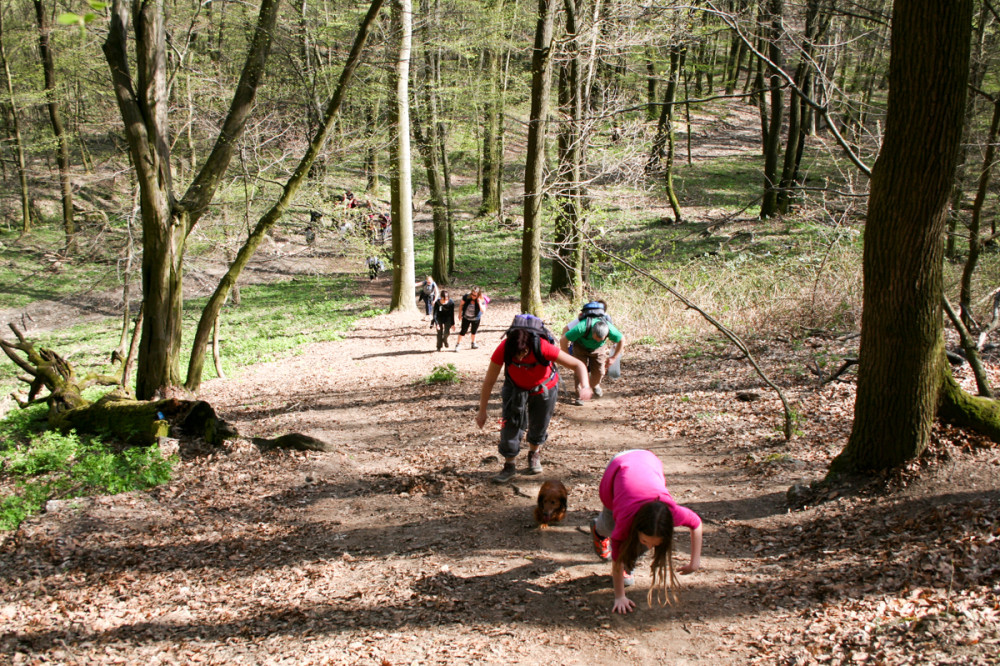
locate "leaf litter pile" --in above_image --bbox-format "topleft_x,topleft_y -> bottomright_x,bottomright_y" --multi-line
2,300 -> 999,665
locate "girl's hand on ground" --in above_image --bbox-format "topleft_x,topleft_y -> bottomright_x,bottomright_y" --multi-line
678,561 -> 700,575
612,596 -> 636,615
475,410 -> 487,429
579,387 -> 594,401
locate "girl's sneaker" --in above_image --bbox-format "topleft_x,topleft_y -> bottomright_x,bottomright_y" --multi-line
623,571 -> 635,587
591,519 -> 611,561
471,342 -> 479,349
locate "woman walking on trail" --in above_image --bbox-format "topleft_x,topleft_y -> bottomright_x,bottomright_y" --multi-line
455,286 -> 488,351
475,314 -> 593,483
590,449 -> 703,615
416,276 -> 439,322
432,290 -> 456,351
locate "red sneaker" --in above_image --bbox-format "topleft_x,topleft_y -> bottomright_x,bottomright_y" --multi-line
591,519 -> 611,561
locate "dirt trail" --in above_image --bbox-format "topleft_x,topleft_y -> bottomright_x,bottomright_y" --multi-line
5,269 -> 999,665
180,287 -> 773,664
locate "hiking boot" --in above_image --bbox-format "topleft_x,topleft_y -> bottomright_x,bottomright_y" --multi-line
623,570 -> 635,587
573,398 -> 585,406
593,385 -> 603,398
471,342 -> 479,349
591,519 -> 611,561
527,450 -> 542,475
493,462 -> 517,484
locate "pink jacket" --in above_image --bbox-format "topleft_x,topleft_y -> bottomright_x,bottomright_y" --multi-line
599,450 -> 702,561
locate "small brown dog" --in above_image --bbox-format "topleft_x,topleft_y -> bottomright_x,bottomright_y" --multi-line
534,480 -> 568,528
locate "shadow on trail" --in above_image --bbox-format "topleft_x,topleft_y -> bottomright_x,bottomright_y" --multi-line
4,564 -> 727,655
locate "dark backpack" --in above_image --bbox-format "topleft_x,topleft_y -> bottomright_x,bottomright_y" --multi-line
503,314 -> 556,376
579,301 -> 611,335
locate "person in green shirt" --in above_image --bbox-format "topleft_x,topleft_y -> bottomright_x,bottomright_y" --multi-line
560,315 -> 624,404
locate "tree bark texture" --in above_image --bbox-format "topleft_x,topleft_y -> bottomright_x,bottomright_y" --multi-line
832,0 -> 973,474
414,0 -> 449,285
521,0 -> 557,315
389,0 -> 416,312
551,0 -> 584,297
759,0 -> 784,219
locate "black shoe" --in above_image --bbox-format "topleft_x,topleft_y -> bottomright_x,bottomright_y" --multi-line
493,462 -> 517,483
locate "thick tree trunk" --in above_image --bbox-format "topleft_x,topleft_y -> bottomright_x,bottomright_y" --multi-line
521,0 -> 557,315
389,0 -> 416,312
831,0 -> 973,475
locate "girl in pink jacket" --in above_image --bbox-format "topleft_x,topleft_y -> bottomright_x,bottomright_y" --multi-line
590,449 -> 703,614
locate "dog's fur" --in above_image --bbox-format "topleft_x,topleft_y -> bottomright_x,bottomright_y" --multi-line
534,480 -> 568,528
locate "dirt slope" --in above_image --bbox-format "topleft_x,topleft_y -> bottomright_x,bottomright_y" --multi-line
2,279 -> 998,666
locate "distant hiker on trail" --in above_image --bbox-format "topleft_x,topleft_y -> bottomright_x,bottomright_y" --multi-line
366,256 -> 385,280
560,300 -> 624,404
590,449 -> 703,615
455,286 -> 489,351
475,314 -> 593,483
416,276 -> 439,322
433,290 -> 456,351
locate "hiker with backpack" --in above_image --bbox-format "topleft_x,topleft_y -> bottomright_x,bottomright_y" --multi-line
455,286 -> 488,350
432,290 -> 456,350
475,314 -> 594,483
560,301 -> 625,405
416,276 -> 439,322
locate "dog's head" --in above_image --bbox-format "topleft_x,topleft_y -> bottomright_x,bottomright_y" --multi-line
535,480 -> 568,525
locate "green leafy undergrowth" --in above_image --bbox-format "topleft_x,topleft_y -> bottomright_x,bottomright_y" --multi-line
0,405 -> 175,530
423,363 -> 460,384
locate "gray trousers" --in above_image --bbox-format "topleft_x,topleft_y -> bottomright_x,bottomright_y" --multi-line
498,378 -> 559,459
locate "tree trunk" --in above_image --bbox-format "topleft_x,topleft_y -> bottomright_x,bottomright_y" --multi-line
521,0 -> 557,315
759,0 -> 783,219
958,95 -> 1000,330
389,0 -> 416,312
480,41 -> 504,217
185,0 -> 385,392
414,0 -> 449,286
550,0 -> 584,298
0,10 -> 30,233
103,0 -> 280,400
831,0 -> 973,475
33,0 -> 75,248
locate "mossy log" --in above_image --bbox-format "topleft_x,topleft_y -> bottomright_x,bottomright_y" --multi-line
938,372 -> 1000,441
2,323 -> 236,445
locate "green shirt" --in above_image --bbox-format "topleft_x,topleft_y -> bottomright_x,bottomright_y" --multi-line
564,318 -> 623,351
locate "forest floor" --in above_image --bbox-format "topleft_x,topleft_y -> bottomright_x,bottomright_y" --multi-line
2,252 -> 1000,665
